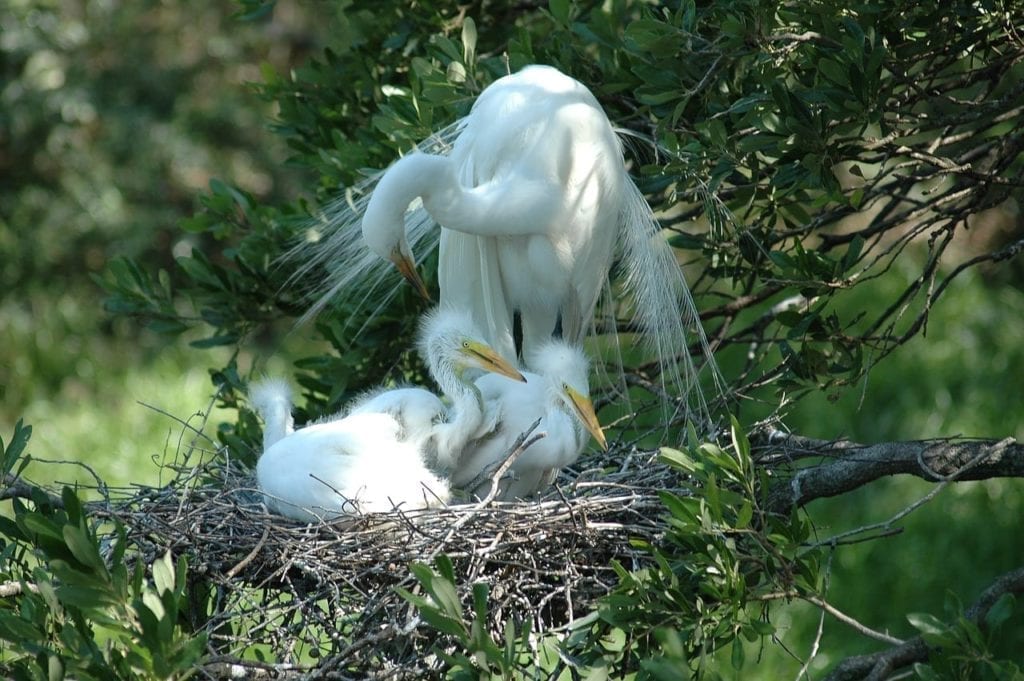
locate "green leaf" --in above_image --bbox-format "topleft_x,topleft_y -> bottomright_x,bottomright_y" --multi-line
729,415 -> 751,474
659,491 -> 699,527
208,178 -> 250,211
912,663 -> 942,681
730,637 -> 745,669
704,473 -> 722,522
62,525 -> 106,574
659,447 -> 700,474
189,334 -> 239,349
446,61 -> 466,84
420,607 -> 468,639
152,551 -> 175,596
394,586 -> 432,611
735,501 -> 754,529
429,574 -> 462,620
21,514 -> 65,545
2,420 -> 32,477
434,554 -> 456,584
907,612 -> 947,637
841,234 -> 865,272
47,653 -> 64,681
55,585 -> 119,610
472,582 -> 489,624
549,0 -> 570,25
0,612 -> 44,642
984,592 -> 1014,630
0,514 -> 26,541
461,17 -> 477,64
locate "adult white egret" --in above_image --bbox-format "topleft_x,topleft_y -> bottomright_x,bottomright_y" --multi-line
286,64 -> 720,426
449,339 -> 606,501
361,64 -> 621,361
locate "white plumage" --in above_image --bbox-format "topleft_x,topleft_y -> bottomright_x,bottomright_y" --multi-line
248,377 -> 294,450
256,411 -> 451,522
288,64 -> 720,426
345,386 -> 446,452
361,65 -> 620,361
449,339 -> 606,500
247,307 -> 524,521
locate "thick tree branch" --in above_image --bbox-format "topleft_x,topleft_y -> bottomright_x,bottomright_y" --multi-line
825,566 -> 1024,681
756,433 -> 1023,514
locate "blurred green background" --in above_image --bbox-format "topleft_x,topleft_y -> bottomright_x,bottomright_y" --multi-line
1,0 -> 321,486
2,1 -> 1022,676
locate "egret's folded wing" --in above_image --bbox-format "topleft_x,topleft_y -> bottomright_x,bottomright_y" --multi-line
439,229 -> 517,363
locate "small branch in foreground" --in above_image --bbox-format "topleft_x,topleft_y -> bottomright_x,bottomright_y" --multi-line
462,418 -> 545,506
756,433 -> 1023,513
756,591 -> 904,648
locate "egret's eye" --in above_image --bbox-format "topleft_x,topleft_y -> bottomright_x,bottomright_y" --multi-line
462,340 -> 471,349
563,383 -> 570,391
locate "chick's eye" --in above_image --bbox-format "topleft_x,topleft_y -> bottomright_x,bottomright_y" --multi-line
563,383 -> 570,391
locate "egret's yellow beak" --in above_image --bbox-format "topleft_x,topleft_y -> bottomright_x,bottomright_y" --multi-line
389,246 -> 432,301
565,385 -> 607,450
461,340 -> 526,383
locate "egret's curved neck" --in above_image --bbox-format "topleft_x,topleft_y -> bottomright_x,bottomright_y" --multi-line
429,357 -> 486,466
428,348 -> 482,411
365,152 -> 562,241
361,154 -> 454,256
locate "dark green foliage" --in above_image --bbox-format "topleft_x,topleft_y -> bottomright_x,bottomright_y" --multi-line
577,422 -> 803,675
0,426 -> 206,679
909,594 -> 1021,681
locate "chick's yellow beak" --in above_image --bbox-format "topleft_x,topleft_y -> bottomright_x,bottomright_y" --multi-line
566,385 -> 607,450
389,246 -> 432,301
462,340 -> 526,383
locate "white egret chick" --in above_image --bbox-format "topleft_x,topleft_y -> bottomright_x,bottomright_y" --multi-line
256,411 -> 451,522
249,379 -> 447,520
250,308 -> 524,522
345,386 -> 446,452
249,377 -> 295,450
414,306 -> 526,467
450,340 -> 606,501
344,306 -> 525,463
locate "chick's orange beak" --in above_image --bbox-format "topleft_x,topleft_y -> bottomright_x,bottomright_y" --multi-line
463,340 -> 526,383
566,386 -> 607,451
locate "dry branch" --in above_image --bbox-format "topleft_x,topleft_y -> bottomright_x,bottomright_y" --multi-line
756,432 -> 1024,513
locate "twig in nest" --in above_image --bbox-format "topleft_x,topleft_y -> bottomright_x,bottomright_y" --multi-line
464,418 -> 545,504
137,400 -> 217,445
226,526 -> 270,579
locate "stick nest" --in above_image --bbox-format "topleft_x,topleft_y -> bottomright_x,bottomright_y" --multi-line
95,435 -> 687,679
